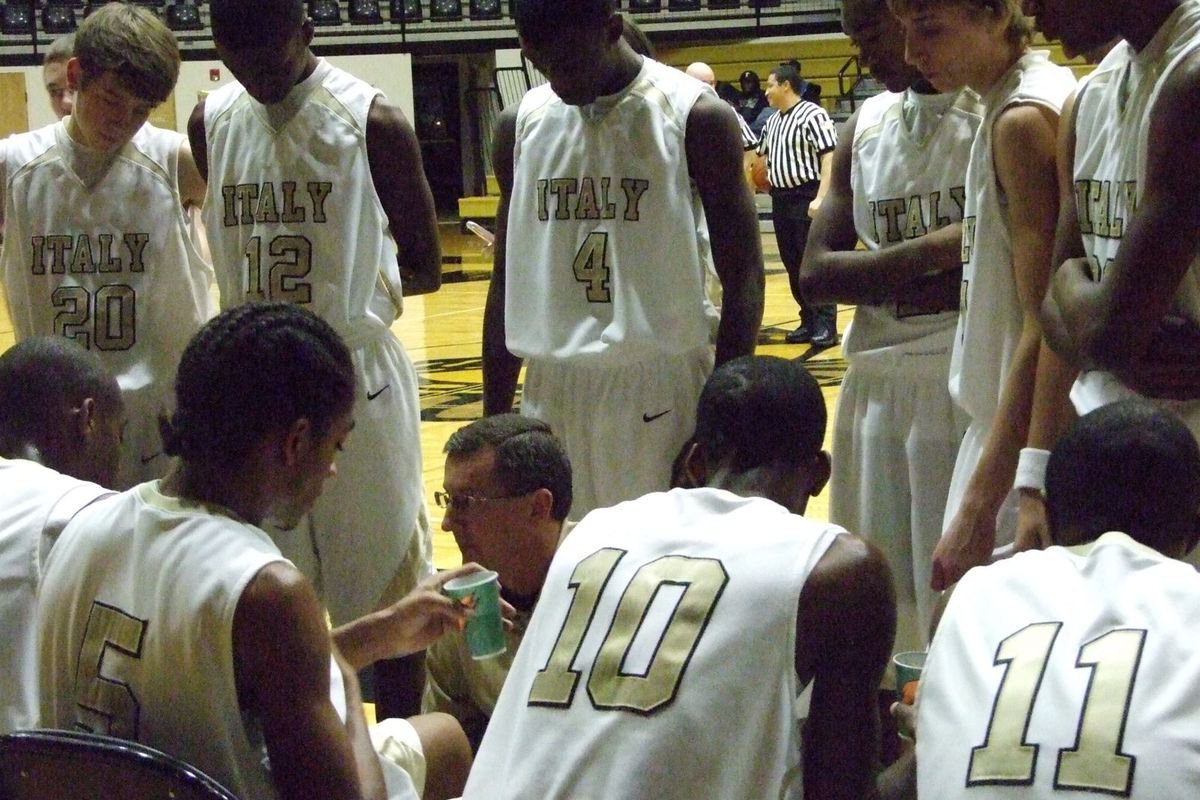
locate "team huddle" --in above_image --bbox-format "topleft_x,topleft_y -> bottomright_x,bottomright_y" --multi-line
3,0 -> 1200,798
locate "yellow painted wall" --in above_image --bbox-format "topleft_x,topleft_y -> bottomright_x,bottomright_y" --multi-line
658,34 -> 1092,112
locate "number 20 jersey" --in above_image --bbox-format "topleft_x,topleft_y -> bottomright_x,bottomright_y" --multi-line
464,488 -> 842,800
916,532 -> 1200,799
1,122 -> 214,487
505,58 -> 712,365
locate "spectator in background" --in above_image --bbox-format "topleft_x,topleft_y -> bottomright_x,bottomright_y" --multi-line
736,69 -> 770,132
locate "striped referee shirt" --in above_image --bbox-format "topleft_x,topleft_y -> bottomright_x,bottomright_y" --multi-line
756,99 -> 837,189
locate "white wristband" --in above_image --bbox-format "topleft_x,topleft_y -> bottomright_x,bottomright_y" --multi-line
1014,447 -> 1050,494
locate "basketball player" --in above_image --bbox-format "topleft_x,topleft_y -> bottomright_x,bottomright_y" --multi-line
424,414 -> 571,750
916,400 -> 1200,798
888,0 -> 1076,588
463,356 -> 895,800
483,0 -> 763,519
37,303 -> 479,800
0,3 -> 212,490
190,0 -> 442,716
43,34 -> 75,120
1036,1 -> 1200,439
0,337 -> 121,734
799,0 -> 981,654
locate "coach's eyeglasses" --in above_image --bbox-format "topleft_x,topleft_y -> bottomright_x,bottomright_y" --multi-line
434,490 -> 530,512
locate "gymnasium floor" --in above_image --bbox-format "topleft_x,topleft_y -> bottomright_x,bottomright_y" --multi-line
0,225 -> 853,570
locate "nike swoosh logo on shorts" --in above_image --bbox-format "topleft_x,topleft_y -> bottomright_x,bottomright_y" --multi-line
642,409 -> 671,423
367,384 -> 391,401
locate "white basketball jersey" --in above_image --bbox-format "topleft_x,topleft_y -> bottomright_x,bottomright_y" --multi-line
844,88 -> 983,355
203,60 -> 427,623
917,532 -> 1200,799
1069,3 -> 1200,420
37,482 -> 287,800
464,488 -> 842,800
948,52 -> 1076,422
505,58 -> 712,364
0,458 -> 112,734
1,123 -> 214,487
203,58 -> 403,342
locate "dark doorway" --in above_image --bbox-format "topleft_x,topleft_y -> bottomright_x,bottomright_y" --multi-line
412,60 -> 463,218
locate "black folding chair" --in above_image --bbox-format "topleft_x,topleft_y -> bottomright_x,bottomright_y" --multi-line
0,729 -> 240,800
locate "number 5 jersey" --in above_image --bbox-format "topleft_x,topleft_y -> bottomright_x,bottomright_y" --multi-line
0,122 -> 215,488
916,531 -> 1200,798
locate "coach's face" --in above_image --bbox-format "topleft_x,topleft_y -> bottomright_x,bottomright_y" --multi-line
440,447 -> 540,590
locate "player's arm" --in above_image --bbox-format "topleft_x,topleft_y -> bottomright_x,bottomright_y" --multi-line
232,563 -> 387,800
685,93 -> 765,365
176,137 -> 207,211
1051,53 -> 1200,394
367,99 -> 442,296
185,98 -> 209,184
807,149 -> 834,218
1018,91 -> 1086,553
1040,89 -> 1086,364
932,103 -> 1061,589
332,564 -> 481,671
482,107 -> 522,415
797,534 -> 896,800
799,110 -> 963,306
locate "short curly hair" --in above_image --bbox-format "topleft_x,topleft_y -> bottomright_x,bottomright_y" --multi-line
161,302 -> 355,469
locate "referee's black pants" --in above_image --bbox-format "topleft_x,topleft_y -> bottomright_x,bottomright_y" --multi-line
771,185 -> 836,333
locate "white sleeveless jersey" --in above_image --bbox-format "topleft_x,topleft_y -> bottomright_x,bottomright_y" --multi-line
1,122 -> 214,487
844,88 -> 983,355
1070,3 -> 1200,418
505,58 -> 712,364
917,532 -> 1200,799
203,59 -> 427,624
37,482 -> 288,799
0,458 -> 112,734
948,52 -> 1076,422
464,488 -> 841,800
203,58 -> 404,340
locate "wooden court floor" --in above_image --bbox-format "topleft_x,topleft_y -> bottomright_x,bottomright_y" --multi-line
0,227 -> 852,570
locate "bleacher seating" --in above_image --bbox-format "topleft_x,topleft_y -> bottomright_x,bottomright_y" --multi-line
0,1 -> 844,55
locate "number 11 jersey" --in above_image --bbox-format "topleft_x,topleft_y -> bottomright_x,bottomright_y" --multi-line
917,532 -> 1200,798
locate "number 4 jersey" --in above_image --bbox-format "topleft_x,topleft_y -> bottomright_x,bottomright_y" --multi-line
505,57 -> 712,365
0,122 -> 214,488
464,487 -> 842,800
916,531 -> 1200,798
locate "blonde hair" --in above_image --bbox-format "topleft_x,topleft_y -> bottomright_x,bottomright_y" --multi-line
886,0 -> 1033,48
75,2 -> 179,103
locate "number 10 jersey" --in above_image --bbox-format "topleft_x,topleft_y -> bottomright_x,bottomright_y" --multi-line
464,488 -> 842,800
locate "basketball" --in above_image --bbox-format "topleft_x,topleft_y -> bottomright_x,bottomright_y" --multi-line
751,155 -> 771,193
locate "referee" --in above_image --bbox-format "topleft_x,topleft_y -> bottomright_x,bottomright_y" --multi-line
757,62 -> 838,346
